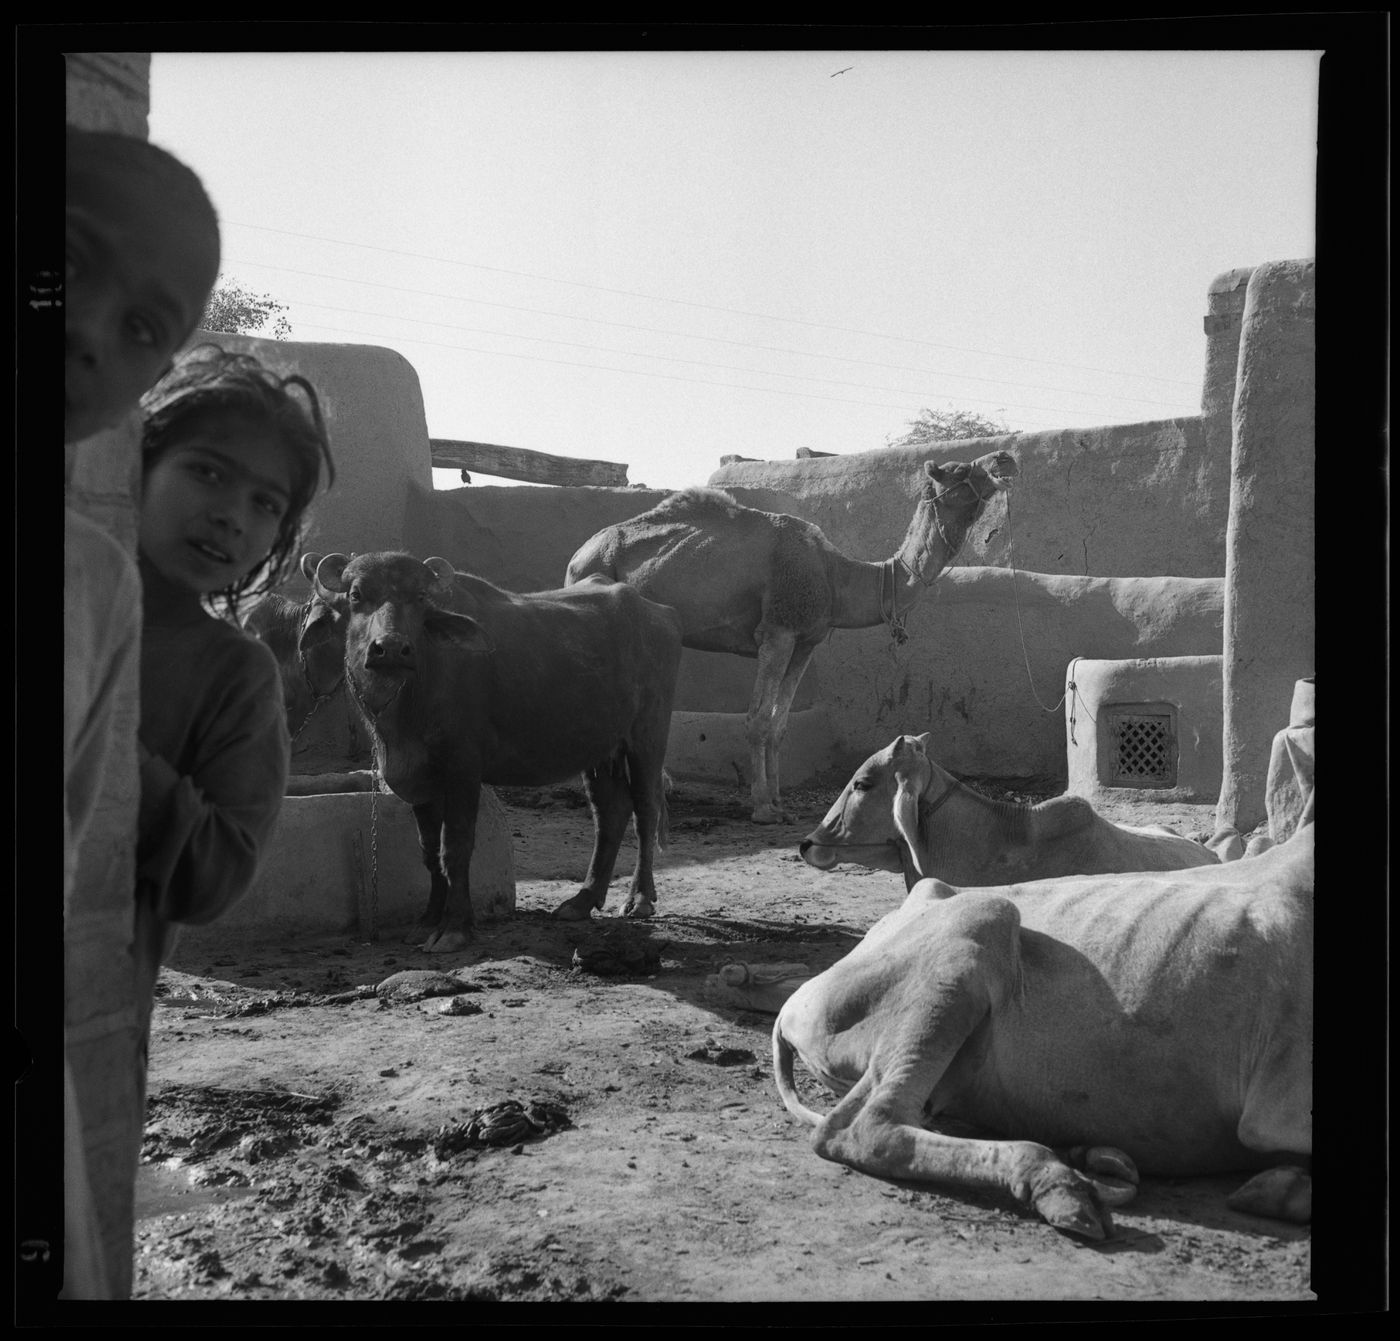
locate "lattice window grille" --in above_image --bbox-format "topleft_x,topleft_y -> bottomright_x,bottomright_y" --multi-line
1109,711 -> 1176,787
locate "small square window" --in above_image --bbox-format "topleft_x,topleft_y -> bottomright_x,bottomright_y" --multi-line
1108,709 -> 1177,787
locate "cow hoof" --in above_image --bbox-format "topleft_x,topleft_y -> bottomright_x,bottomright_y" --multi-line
1036,1181 -> 1112,1241
553,893 -> 598,922
422,929 -> 471,954
751,807 -> 786,825
622,898 -> 655,920
1227,1165 -> 1311,1223
1067,1146 -> 1139,1206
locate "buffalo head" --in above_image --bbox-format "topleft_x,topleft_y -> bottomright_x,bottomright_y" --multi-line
314,551 -> 494,715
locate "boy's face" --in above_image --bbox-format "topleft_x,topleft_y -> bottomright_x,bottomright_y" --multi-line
65,158 -> 219,444
139,413 -> 293,596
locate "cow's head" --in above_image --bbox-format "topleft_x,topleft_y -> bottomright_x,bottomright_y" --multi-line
800,734 -> 939,883
313,551 -> 493,714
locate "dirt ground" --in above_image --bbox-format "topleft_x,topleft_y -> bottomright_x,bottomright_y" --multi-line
132,776 -> 1311,1306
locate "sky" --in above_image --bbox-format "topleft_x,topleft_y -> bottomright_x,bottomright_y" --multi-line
147,49 -> 1319,492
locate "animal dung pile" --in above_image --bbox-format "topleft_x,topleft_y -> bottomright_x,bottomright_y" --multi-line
432,1098 -> 571,1155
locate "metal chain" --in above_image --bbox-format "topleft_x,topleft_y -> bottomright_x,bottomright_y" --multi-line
344,652 -> 401,944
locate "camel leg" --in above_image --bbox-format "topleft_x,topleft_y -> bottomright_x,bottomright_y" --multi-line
766,639 -> 820,822
746,627 -> 797,823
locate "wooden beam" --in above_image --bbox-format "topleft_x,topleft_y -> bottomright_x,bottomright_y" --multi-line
430,439 -> 629,487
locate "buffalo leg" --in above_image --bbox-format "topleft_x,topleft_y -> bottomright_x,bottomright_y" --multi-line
408,801 -> 449,945
422,786 -> 480,954
555,758 -> 631,921
620,745 -> 665,919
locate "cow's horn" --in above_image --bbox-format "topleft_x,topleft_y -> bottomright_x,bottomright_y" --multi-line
423,556 -> 456,592
315,553 -> 353,593
300,552 -> 324,583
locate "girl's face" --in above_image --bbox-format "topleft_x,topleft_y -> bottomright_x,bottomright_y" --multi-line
140,412 -> 294,596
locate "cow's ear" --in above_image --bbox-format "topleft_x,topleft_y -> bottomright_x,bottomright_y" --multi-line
423,608 -> 494,656
315,553 -> 352,594
423,557 -> 456,596
913,732 -> 933,755
300,552 -> 324,583
892,770 -> 927,879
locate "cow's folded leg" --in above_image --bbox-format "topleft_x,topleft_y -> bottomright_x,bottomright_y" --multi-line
816,1100 -> 1116,1242
1226,1165 -> 1311,1223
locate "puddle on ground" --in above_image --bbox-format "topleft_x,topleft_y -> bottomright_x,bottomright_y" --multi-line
135,1162 -> 258,1222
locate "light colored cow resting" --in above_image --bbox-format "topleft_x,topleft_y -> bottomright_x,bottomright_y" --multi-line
769,822 -> 1313,1239
801,733 -> 1216,891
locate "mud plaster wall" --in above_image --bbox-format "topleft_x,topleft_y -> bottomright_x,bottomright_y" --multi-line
219,262 -> 1312,787
1215,260 -> 1315,833
63,51 -> 154,1301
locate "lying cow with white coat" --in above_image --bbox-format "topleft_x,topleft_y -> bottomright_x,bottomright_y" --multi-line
768,820 -> 1313,1240
801,733 -> 1215,890
311,551 -> 683,951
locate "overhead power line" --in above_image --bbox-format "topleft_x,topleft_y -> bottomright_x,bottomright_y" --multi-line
222,220 -> 1201,389
222,257 -> 1199,416
291,317 -> 1176,428
286,298 -> 1195,414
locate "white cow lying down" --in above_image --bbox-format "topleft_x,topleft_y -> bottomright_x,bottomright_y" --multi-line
802,733 -> 1216,891
768,822 -> 1312,1241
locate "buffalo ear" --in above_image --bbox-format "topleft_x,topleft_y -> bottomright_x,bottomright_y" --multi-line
300,552 -> 324,583
423,556 -> 457,596
315,553 -> 352,594
423,608 -> 494,656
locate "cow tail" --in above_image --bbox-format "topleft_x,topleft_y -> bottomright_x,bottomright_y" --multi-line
772,1017 -> 826,1128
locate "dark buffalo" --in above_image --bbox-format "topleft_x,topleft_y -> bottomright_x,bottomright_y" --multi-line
312,550 -> 683,952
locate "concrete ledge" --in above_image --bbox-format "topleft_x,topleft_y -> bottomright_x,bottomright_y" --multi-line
665,707 -> 845,789
165,787 -> 515,961
1065,656 -> 1223,804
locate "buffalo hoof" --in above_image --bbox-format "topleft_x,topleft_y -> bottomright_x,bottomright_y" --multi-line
404,924 -> 436,945
622,897 -> 655,920
553,892 -> 599,922
421,928 -> 471,954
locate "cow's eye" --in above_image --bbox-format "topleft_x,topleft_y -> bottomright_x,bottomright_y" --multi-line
852,779 -> 870,792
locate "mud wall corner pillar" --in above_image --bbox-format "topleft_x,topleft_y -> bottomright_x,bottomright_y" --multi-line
1215,259 -> 1316,835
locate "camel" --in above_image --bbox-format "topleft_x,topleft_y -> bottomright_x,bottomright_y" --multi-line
565,450 -> 1018,822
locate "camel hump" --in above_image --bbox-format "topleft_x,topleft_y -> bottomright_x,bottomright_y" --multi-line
647,486 -> 743,520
